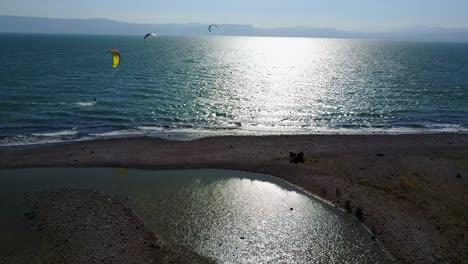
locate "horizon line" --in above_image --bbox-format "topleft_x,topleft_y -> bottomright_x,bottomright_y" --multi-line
2,14 -> 468,33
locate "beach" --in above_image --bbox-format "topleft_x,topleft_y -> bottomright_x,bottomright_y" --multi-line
1,134 -> 467,263
23,189 -> 216,264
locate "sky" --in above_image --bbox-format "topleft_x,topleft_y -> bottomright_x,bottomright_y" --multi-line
1,0 -> 468,31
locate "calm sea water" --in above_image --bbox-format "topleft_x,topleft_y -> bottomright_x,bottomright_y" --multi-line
1,34 -> 467,146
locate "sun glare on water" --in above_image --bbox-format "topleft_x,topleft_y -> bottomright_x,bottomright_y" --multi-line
208,37 -> 352,132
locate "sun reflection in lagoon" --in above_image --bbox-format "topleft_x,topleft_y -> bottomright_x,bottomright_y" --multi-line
0,168 -> 390,264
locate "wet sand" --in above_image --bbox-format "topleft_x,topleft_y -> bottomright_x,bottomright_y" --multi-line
1,134 -> 467,263
24,189 -> 216,264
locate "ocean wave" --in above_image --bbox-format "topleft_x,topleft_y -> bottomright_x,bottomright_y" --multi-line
1,124 -> 468,148
89,129 -> 145,137
75,102 -> 97,107
137,126 -> 166,131
32,130 -> 79,137
0,134 -> 93,147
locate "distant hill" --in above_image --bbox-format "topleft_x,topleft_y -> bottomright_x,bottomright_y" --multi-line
1,15 -> 468,42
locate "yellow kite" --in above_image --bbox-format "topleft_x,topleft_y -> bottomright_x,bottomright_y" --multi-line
109,49 -> 121,68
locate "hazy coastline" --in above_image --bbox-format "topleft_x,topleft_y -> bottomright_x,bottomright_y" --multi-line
1,15 -> 468,42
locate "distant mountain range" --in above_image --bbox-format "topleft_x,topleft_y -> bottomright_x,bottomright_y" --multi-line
1,15 -> 468,42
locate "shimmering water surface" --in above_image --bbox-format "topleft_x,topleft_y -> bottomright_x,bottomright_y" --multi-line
0,169 -> 390,263
1,34 -> 467,146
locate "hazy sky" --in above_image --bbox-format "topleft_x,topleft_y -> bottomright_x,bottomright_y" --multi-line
1,0 -> 468,31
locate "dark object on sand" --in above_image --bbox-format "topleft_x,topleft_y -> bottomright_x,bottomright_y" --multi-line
356,207 -> 364,221
289,152 -> 304,164
344,200 -> 352,214
336,188 -> 341,197
376,153 -> 385,157
456,174 -> 461,179
290,208 -> 294,211
321,187 -> 327,196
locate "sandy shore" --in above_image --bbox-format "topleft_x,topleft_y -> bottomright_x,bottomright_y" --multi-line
24,189 -> 216,264
1,134 -> 467,263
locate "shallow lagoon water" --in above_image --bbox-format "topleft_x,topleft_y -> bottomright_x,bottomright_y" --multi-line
0,168 -> 390,263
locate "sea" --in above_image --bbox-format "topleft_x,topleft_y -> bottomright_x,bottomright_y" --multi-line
1,34 -> 467,147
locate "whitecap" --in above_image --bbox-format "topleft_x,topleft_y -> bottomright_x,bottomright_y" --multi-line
89,129 -> 145,137
137,126 -> 166,131
75,102 -> 97,107
32,130 -> 78,137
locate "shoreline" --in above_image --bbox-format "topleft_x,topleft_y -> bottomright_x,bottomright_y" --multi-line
1,134 -> 467,263
2,128 -> 468,150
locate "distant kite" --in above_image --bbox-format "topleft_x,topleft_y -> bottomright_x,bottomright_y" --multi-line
109,49 -> 120,69
144,33 -> 157,45
208,24 -> 218,32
